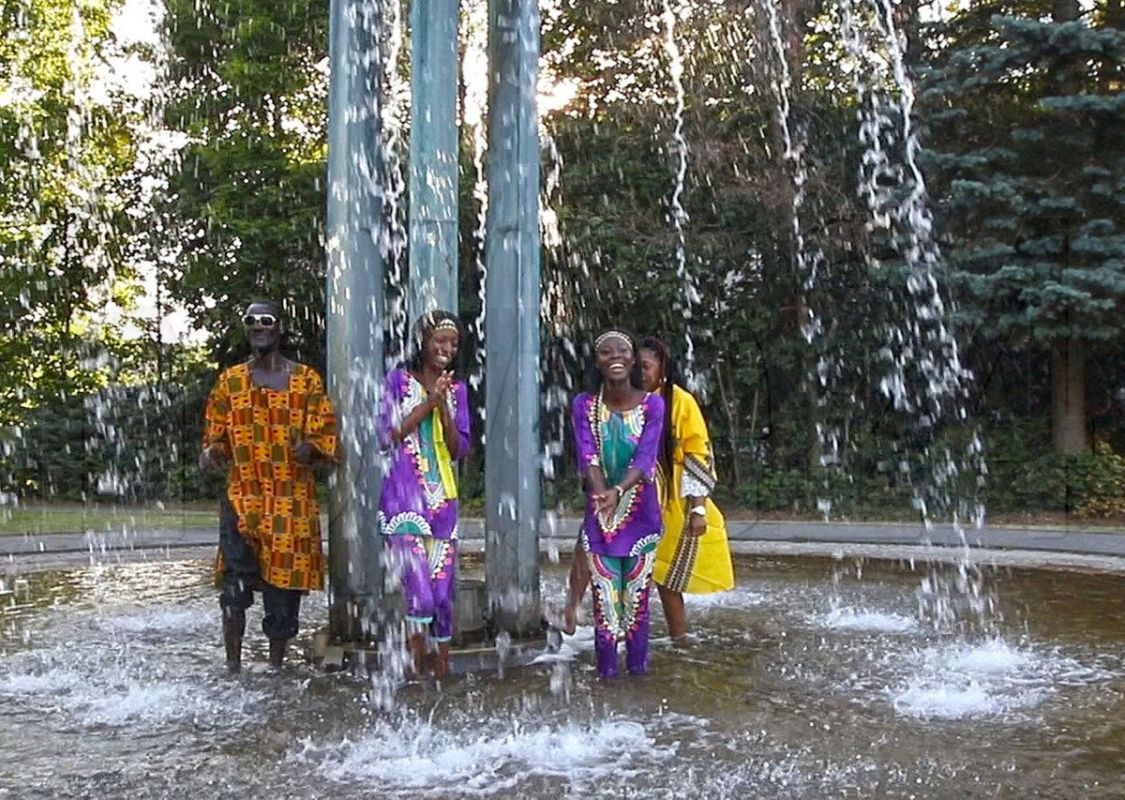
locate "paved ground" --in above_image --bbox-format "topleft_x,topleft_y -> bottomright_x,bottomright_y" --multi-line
3,517 -> 1124,558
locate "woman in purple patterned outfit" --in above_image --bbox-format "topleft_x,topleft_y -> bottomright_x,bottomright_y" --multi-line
572,328 -> 665,677
379,310 -> 471,680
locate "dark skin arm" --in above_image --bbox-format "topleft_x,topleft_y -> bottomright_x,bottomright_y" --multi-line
294,440 -> 331,465
687,495 -> 706,536
198,444 -> 230,472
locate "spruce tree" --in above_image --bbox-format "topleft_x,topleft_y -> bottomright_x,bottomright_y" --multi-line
922,0 -> 1125,454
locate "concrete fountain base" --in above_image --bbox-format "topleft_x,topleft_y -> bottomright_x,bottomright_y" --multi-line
309,576 -> 553,675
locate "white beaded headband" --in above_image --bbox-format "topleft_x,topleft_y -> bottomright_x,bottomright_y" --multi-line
422,311 -> 459,333
594,330 -> 633,352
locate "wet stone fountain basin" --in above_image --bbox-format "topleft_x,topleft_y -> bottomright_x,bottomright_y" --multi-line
0,555 -> 1121,799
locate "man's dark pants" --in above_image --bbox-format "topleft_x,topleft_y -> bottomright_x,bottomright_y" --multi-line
218,497 -> 302,641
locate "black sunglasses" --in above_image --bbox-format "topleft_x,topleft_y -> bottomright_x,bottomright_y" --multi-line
243,313 -> 278,328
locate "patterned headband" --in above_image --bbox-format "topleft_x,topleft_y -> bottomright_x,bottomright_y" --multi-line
422,311 -> 459,334
594,330 -> 633,352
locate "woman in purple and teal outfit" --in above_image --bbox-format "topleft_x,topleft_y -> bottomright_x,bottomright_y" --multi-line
572,328 -> 665,677
379,310 -> 471,679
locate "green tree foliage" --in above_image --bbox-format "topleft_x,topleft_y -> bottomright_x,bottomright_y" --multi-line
162,0 -> 330,368
0,0 -> 215,500
922,1 -> 1125,455
2,0 -> 1120,516
540,0 -> 827,483
0,0 -> 143,424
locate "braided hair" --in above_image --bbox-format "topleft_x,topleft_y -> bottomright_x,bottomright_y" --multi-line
640,335 -> 689,476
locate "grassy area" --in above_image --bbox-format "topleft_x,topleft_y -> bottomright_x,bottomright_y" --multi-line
0,504 -> 217,536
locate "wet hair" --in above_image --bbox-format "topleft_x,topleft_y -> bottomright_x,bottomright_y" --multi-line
584,327 -> 644,393
407,309 -> 462,374
640,335 -> 690,476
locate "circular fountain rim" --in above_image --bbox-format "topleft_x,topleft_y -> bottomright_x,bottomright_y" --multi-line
4,536 -> 1125,577
725,540 -> 1125,575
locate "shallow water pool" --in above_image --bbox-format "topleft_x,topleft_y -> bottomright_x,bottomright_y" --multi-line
0,555 -> 1121,798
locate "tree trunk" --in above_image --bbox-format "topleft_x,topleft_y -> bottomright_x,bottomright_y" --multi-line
714,359 -> 743,486
1051,337 -> 1087,455
897,0 -> 923,66
1052,0 -> 1079,22
1048,0 -> 1084,456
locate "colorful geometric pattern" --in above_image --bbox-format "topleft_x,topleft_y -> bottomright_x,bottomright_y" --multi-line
425,536 -> 455,583
661,515 -> 699,593
587,391 -> 649,537
398,372 -> 458,510
587,544 -> 656,644
682,452 -> 716,497
382,510 -> 433,537
204,362 -> 337,591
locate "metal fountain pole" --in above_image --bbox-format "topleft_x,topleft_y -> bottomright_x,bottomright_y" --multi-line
484,0 -> 542,635
326,0 -> 386,643
408,0 -> 460,316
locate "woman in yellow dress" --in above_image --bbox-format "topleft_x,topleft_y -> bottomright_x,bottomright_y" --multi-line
562,336 -> 734,640
639,336 -> 734,639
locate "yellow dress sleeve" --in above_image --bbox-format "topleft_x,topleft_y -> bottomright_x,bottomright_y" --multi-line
303,369 -> 339,461
674,386 -> 717,497
203,371 -> 232,456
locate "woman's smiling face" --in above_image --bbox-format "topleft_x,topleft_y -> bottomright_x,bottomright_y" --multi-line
595,334 -> 635,383
424,327 -> 459,371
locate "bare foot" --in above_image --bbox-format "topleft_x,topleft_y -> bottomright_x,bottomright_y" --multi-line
561,605 -> 577,636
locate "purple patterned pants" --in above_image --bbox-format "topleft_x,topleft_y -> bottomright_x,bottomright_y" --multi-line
586,550 -> 655,677
385,535 -> 457,642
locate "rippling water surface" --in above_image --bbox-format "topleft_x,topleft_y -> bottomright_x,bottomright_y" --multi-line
0,555 -> 1122,798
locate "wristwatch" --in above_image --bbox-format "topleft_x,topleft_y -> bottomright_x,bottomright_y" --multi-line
689,504 -> 707,517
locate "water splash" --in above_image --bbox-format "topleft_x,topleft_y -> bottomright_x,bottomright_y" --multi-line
758,0 -> 827,318
380,0 -> 410,364
658,0 -> 700,384
888,637 -> 1110,720
811,605 -> 918,633
836,0 -> 980,527
463,0 -> 490,441
298,714 -> 678,794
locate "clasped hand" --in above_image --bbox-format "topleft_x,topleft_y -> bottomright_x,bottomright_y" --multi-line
592,486 -> 621,518
430,370 -> 454,405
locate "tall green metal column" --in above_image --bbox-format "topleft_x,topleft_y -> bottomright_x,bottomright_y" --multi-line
326,0 -> 386,642
409,0 -> 460,316
484,0 -> 541,635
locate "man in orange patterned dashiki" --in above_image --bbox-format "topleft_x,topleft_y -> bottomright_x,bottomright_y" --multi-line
200,301 -> 337,673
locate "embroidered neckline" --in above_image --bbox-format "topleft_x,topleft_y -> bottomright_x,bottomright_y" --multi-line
588,391 -> 648,538
401,371 -> 456,511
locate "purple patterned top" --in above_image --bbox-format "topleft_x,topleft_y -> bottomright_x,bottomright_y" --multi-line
572,391 -> 665,557
378,368 -> 471,540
